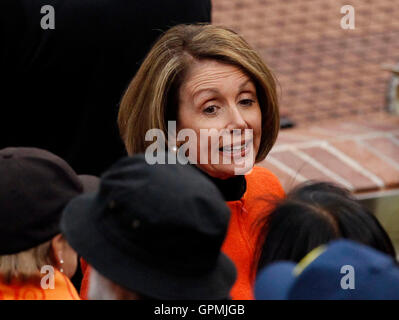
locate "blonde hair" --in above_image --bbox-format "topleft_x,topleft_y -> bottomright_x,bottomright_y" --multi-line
0,241 -> 54,284
118,24 -> 280,162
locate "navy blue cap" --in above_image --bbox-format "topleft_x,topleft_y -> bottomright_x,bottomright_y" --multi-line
255,239 -> 399,300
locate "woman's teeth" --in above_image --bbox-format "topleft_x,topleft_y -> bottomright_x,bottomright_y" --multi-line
221,142 -> 249,153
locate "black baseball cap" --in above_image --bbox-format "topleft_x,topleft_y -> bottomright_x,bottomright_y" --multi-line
0,147 -> 99,255
61,154 -> 237,300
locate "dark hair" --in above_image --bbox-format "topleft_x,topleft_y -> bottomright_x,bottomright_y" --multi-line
253,181 -> 396,273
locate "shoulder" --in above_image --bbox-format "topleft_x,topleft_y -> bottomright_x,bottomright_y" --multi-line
245,166 -> 285,199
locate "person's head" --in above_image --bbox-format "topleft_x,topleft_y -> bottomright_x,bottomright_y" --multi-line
61,154 -> 236,300
118,24 -> 279,179
88,268 -> 142,300
254,181 -> 396,273
0,235 -> 77,283
0,147 -> 99,283
255,240 -> 399,300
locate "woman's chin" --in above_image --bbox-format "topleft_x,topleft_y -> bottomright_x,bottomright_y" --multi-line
197,162 -> 254,179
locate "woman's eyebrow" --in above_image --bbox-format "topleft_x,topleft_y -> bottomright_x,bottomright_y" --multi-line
193,88 -> 219,103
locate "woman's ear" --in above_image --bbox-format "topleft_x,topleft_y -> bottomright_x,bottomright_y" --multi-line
51,234 -> 65,266
50,234 -> 78,278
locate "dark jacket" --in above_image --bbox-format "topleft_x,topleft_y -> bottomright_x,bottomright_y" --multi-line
0,0 -> 211,175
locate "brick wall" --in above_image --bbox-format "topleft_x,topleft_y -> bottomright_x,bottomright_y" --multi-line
213,0 -> 399,124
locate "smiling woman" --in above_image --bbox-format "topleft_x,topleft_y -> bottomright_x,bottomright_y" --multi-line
117,24 -> 285,300
177,60 -> 262,178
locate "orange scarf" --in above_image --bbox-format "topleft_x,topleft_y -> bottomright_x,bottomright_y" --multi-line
0,270 -> 80,300
222,166 -> 284,300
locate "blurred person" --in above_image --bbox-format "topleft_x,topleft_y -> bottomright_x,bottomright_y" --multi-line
60,154 -> 236,300
0,147 -> 99,300
253,181 -> 396,274
0,0 -> 211,175
117,24 -> 285,299
255,239 -> 399,300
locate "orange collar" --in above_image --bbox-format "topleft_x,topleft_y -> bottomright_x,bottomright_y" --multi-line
0,269 -> 80,300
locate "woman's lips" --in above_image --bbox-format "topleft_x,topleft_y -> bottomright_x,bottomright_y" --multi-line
219,140 -> 252,159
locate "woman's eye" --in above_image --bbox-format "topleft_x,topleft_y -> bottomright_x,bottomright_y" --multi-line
240,99 -> 254,106
203,105 -> 218,114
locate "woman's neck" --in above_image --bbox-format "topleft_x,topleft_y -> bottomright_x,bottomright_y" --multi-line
192,166 -> 247,201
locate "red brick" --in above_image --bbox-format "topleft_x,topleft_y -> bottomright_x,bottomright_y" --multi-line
271,150 -> 343,185
301,147 -> 378,192
364,137 -> 399,164
332,140 -> 399,189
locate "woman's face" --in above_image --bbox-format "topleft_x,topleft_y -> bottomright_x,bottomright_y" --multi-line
177,59 -> 262,179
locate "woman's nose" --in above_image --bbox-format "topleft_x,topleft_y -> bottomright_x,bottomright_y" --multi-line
226,105 -> 248,131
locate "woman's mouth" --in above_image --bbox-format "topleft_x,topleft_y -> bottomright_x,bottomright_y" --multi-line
219,140 -> 252,158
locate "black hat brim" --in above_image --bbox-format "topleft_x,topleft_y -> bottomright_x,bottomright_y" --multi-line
61,193 -> 237,300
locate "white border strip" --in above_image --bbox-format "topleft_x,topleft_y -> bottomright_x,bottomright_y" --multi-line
271,129 -> 399,152
358,140 -> 399,171
355,188 -> 399,200
390,135 -> 399,147
266,155 -> 307,183
292,148 -> 354,191
321,143 -> 385,188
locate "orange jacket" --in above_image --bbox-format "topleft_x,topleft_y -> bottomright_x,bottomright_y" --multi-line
79,166 -> 284,300
223,166 -> 284,300
0,270 -> 80,300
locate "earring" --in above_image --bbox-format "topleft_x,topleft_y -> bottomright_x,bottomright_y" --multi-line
59,252 -> 64,273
